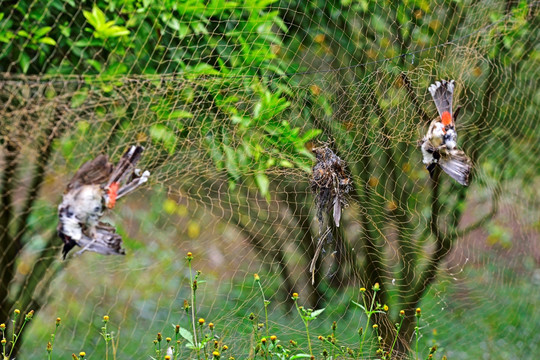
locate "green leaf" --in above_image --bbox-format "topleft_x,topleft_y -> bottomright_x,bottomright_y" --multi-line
71,89 -> 88,108
178,327 -> 194,346
300,129 -> 322,142
38,37 -> 56,45
149,124 -> 177,155
86,59 -> 102,72
309,308 -> 325,318
255,172 -> 269,198
351,300 -> 366,311
92,5 -> 106,27
169,110 -> 193,119
290,355 -> 312,359
34,26 -> 52,38
20,52 -> 30,73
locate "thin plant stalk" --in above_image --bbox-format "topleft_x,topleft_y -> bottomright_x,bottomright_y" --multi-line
8,311 -> 32,359
187,254 -> 200,360
255,275 -> 270,339
389,312 -> 405,359
294,302 -> 313,357
415,315 -> 420,359
359,289 -> 377,356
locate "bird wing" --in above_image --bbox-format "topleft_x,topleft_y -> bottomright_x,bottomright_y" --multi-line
74,222 -> 126,256
66,154 -> 113,191
438,148 -> 472,186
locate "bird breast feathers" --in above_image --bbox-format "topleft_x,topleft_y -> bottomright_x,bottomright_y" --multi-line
65,185 -> 104,216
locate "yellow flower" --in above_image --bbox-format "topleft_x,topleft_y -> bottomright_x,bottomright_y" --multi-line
199,318 -> 205,325
103,315 -> 109,322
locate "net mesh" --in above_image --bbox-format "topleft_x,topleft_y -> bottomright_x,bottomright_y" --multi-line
0,0 -> 538,358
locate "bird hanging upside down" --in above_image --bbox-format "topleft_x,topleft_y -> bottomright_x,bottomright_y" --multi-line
419,80 -> 472,186
57,145 -> 150,258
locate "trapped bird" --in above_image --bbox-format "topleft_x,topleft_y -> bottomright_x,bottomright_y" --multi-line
309,145 -> 352,284
57,145 -> 150,258
419,80 -> 472,186
311,146 -> 352,229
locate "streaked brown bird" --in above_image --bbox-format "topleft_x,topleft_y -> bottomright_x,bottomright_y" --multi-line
419,80 -> 472,186
57,145 -> 150,258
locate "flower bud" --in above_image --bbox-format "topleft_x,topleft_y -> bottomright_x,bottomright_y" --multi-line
199,318 -> 205,326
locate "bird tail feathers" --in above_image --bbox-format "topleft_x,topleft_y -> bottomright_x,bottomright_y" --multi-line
107,145 -> 145,186
429,80 -> 455,125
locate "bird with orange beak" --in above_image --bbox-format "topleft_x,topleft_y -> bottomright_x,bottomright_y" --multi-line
419,80 -> 472,186
57,145 -> 150,258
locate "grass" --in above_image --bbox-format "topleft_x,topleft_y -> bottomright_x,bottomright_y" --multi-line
6,252 -> 453,360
